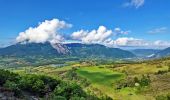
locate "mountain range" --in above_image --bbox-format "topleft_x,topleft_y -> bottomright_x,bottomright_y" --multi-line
0,42 -> 135,59
0,42 -> 170,59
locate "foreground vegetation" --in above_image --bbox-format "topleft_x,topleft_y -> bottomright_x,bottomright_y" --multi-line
0,69 -> 98,100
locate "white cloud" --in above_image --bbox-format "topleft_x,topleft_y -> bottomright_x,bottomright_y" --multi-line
153,40 -> 170,47
71,26 -> 130,44
103,37 -> 149,47
148,27 -> 167,34
104,37 -> 170,49
114,27 -> 130,35
113,37 -> 148,46
124,0 -> 145,9
15,19 -> 170,49
71,26 -> 113,44
16,19 -> 72,43
71,30 -> 88,40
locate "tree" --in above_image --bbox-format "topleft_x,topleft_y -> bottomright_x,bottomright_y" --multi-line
54,82 -> 86,99
32,79 -> 45,95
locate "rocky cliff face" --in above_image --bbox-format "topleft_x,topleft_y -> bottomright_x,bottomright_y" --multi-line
51,43 -> 70,54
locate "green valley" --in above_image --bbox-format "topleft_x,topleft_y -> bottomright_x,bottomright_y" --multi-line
3,56 -> 169,100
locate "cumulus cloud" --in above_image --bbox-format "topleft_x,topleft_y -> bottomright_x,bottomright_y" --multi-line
113,37 -> 148,46
15,19 -> 170,49
148,27 -> 167,34
16,19 -> 72,43
103,37 -> 148,47
71,30 -> 88,40
123,0 -> 145,9
71,26 -> 113,44
104,37 -> 170,49
71,26 -> 130,44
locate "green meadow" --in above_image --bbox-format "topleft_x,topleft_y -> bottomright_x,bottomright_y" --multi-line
76,66 -> 154,100
76,66 -> 124,87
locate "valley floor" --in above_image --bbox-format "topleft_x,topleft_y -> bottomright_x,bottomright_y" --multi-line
10,57 -> 170,100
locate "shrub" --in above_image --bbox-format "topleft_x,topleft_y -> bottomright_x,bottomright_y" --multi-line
3,80 -> 22,97
52,96 -> 67,100
66,68 -> 78,80
134,77 -> 139,83
168,66 -> 170,72
54,82 -> 86,99
156,70 -> 168,75
0,69 -> 98,99
156,94 -> 170,100
0,69 -> 20,85
19,74 -> 60,96
139,75 -> 151,87
70,96 -> 86,100
115,75 -> 151,90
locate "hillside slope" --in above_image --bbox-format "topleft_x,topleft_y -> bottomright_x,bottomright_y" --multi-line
155,47 -> 170,58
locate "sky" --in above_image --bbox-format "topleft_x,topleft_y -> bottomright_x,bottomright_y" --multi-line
0,0 -> 170,49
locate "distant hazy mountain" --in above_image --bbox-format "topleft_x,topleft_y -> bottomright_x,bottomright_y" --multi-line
0,42 -> 135,59
154,47 -> 170,58
131,49 -> 160,57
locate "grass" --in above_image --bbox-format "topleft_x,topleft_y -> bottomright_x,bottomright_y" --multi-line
114,63 -> 169,75
76,66 -> 161,100
76,66 -> 124,86
76,66 -> 126,98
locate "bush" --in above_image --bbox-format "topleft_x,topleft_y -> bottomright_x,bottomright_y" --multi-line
168,66 -> 170,72
0,69 -> 20,85
39,75 -> 61,91
134,77 -> 139,83
52,96 -> 67,100
156,70 -> 168,75
66,68 -> 78,80
3,80 -> 22,97
70,96 -> 86,100
139,75 -> 151,87
156,94 -> 170,100
19,74 -> 60,96
0,69 -> 98,99
54,82 -> 86,99
32,79 -> 45,94
115,75 -> 151,90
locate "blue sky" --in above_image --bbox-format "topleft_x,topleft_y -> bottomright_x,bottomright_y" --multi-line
0,0 -> 170,48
